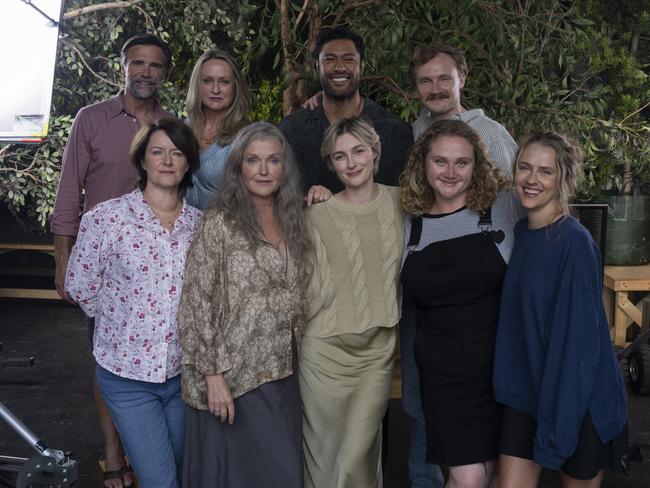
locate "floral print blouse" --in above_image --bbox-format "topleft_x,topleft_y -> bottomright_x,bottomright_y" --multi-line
65,189 -> 202,383
178,208 -> 307,409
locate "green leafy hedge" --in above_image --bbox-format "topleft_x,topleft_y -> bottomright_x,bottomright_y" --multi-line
1,0 -> 648,230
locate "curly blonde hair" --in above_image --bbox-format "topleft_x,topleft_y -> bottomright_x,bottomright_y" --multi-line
400,119 -> 506,216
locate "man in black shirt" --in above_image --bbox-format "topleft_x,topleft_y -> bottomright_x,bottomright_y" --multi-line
279,27 -> 413,193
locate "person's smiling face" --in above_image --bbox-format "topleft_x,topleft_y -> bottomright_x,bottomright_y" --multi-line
514,142 -> 561,224
123,44 -> 166,100
415,53 -> 465,120
317,39 -> 363,101
425,135 -> 475,212
329,133 -> 376,191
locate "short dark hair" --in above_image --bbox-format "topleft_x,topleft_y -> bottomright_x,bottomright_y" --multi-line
410,44 -> 468,83
130,117 -> 200,193
313,27 -> 365,61
120,33 -> 172,71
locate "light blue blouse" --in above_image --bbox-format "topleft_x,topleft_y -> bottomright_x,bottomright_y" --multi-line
185,142 -> 232,210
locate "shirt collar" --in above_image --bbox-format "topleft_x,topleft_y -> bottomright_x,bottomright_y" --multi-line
108,91 -> 167,120
128,189 -> 195,234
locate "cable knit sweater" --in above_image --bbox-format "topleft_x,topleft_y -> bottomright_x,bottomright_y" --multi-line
305,184 -> 404,338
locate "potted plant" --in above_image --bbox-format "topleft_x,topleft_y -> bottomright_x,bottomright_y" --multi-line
579,123 -> 650,266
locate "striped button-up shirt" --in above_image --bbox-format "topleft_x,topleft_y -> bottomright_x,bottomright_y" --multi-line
412,108 -> 517,179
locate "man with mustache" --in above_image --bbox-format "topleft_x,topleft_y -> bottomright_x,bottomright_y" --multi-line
279,27 -> 413,193
403,44 -> 517,488
411,44 -> 516,176
50,33 -> 171,488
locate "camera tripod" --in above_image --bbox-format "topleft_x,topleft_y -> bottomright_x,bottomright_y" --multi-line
0,343 -> 78,488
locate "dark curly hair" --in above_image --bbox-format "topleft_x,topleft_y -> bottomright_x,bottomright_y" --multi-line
313,27 -> 365,61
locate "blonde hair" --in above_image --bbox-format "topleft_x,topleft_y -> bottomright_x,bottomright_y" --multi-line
212,122 -> 313,287
320,116 -> 382,174
401,119 -> 506,216
515,131 -> 584,218
185,49 -> 251,146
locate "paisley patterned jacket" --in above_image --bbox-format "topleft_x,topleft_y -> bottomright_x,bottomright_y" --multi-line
178,209 -> 307,407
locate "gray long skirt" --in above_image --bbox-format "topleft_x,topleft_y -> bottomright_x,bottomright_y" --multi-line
182,372 -> 302,488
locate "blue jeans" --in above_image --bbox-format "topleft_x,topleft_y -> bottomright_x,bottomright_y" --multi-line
96,366 -> 184,488
400,296 -> 444,488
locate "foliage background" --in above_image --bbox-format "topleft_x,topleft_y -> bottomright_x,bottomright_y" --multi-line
1,0 -> 648,230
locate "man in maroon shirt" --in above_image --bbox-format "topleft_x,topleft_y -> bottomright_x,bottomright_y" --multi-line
50,33 -> 172,488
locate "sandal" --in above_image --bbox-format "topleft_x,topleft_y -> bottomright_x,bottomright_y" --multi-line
118,466 -> 135,488
99,457 -> 136,488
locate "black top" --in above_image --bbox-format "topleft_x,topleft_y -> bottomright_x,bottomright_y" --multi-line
402,231 -> 506,330
278,98 -> 414,193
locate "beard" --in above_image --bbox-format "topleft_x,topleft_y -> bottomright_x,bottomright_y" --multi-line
126,77 -> 161,100
320,72 -> 361,101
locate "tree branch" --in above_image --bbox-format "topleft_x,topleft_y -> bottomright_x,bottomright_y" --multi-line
292,0 -> 311,34
276,0 -> 293,66
332,0 -> 380,28
62,38 -> 120,88
0,145 -> 12,160
559,75 -> 591,103
63,0 -> 146,20
306,0 -> 321,54
620,101 -> 650,125
362,75 -> 415,103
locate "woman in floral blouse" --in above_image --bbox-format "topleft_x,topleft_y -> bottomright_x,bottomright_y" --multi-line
65,117 -> 202,488
178,122 -> 312,488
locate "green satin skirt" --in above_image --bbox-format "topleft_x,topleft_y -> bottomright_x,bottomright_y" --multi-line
300,326 -> 396,488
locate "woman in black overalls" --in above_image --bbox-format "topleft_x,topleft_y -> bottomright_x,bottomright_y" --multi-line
400,119 -> 521,488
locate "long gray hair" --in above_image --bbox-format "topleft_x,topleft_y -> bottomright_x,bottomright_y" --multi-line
185,49 -> 251,146
212,122 -> 313,286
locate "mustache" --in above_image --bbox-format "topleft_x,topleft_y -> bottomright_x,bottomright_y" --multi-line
131,77 -> 161,84
426,92 -> 449,101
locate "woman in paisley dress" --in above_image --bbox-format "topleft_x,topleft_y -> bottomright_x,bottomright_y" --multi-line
178,122 -> 313,488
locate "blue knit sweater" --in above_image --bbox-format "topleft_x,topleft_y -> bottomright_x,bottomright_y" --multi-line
493,216 -> 627,469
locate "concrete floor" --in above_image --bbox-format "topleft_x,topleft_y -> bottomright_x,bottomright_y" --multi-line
1,299 -> 650,487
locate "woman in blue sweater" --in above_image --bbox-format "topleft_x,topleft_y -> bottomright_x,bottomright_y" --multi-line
493,132 -> 628,487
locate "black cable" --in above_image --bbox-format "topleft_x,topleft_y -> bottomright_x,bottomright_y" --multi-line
19,0 -> 59,27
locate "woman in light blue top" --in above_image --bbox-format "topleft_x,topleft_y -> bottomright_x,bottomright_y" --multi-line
185,50 -> 251,209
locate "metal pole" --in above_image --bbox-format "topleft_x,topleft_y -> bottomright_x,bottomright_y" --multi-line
0,401 -> 64,462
